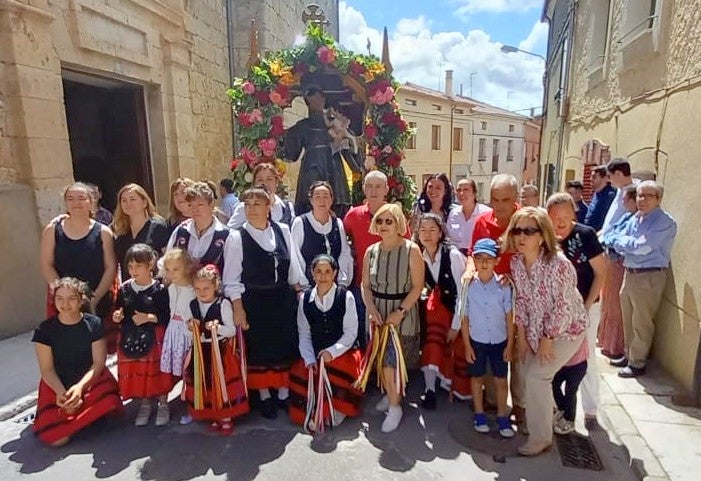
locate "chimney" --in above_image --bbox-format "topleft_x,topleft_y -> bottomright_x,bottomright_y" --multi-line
445,70 -> 454,96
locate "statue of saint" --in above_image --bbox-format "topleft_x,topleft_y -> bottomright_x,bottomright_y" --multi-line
283,85 -> 361,216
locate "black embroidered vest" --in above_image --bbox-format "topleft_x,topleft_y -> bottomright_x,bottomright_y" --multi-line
302,287 -> 348,354
239,222 -> 290,290
425,243 -> 458,313
174,222 -> 229,272
300,213 -> 342,285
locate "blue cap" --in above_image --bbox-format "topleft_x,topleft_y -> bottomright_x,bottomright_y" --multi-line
472,238 -> 499,258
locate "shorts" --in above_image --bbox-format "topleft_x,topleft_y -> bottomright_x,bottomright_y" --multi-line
468,339 -> 508,378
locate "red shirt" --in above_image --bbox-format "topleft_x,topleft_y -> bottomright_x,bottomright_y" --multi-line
471,207 -> 518,275
343,204 -> 381,287
343,203 -> 411,287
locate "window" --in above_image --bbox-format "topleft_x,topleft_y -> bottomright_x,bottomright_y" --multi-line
481,121 -> 487,130
405,98 -> 417,106
478,138 -> 486,161
455,108 -> 464,114
508,124 -> 514,133
407,122 -> 417,149
453,127 -> 463,151
431,125 -> 441,150
507,140 -> 514,161
491,139 -> 500,172
588,0 -> 611,72
431,104 -> 442,111
621,0 -> 657,42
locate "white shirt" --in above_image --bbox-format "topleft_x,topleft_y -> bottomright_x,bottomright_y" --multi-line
168,283 -> 195,323
422,246 -> 466,330
290,213 -> 354,288
220,193 -> 240,221
227,195 -> 295,229
193,298 -> 236,342
163,217 -> 237,296
601,180 -> 638,237
446,203 -> 492,250
296,284 -> 358,367
223,222 -> 303,300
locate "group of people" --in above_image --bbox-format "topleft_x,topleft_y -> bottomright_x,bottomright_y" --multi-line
32,157 -> 676,459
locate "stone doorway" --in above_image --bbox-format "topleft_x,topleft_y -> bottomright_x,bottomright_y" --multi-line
62,70 -> 153,211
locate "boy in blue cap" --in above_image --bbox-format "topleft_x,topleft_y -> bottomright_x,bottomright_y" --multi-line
461,237 -> 515,438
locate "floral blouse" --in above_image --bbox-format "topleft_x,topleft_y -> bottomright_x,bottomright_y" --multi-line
511,251 -> 588,352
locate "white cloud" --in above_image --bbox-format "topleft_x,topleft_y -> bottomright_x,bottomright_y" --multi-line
454,0 -> 542,16
519,20 -> 549,52
338,2 -> 545,113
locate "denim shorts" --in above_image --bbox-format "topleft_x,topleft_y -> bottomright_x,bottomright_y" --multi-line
468,339 -> 509,378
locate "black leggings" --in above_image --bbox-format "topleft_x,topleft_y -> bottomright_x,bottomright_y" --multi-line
552,360 -> 588,422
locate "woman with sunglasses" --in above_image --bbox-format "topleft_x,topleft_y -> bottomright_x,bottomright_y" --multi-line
503,207 -> 588,456
361,203 -> 424,432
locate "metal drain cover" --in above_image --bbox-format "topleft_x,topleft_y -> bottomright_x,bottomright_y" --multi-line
556,432 -> 603,471
14,412 -> 35,424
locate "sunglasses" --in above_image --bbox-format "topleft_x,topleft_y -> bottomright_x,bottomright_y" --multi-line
374,217 -> 395,226
511,227 -> 541,236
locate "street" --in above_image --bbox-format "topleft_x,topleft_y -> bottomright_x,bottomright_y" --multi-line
0,381 -> 639,481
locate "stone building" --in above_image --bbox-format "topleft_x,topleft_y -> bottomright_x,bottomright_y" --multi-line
397,72 -> 532,199
0,0 -> 339,337
540,0 -> 701,395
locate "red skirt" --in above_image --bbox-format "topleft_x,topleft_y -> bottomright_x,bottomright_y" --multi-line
598,257 -> 625,357
288,349 -> 364,425
33,370 -> 123,444
184,339 -> 250,421
117,325 -> 174,399
421,288 -> 471,398
247,365 -> 290,391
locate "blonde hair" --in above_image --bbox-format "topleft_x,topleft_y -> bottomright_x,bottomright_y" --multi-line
369,203 -> 407,236
501,206 -> 560,261
194,264 -> 222,292
168,177 -> 195,222
161,248 -> 196,284
112,184 -> 162,236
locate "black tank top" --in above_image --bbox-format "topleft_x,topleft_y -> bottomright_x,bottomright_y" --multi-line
54,221 -> 105,290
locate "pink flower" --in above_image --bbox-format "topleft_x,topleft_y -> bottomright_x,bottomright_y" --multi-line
258,138 -> 277,156
270,116 -> 285,137
238,112 -> 253,127
370,86 -> 395,105
317,46 -> 337,65
269,91 -> 283,106
365,124 -> 378,140
370,146 -> 382,158
241,147 -> 258,165
249,109 -> 264,124
382,145 -> 393,154
242,81 -> 255,95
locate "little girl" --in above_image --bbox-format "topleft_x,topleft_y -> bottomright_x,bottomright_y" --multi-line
288,255 -> 364,431
32,277 -> 123,446
184,265 -> 249,435
113,244 -> 173,427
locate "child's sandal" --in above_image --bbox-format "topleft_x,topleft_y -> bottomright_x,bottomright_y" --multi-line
207,421 -> 221,432
219,421 -> 234,436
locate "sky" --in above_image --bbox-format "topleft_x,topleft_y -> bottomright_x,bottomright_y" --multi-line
338,0 -> 548,114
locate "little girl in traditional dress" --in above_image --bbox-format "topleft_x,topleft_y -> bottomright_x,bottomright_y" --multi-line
113,244 -> 172,427
184,265 -> 249,435
160,248 -> 197,423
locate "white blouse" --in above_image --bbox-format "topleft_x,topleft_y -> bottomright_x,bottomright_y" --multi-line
422,246 -> 466,330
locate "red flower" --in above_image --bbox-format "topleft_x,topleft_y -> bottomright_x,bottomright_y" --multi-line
241,147 -> 258,166
387,176 -> 400,190
365,124 -> 379,140
386,153 -> 402,167
293,63 -> 307,74
396,182 -> 405,194
238,112 -> 253,127
369,78 -> 391,96
370,146 -> 382,158
317,46 -> 337,65
230,159 -> 240,170
397,119 -> 408,132
349,61 -> 366,77
270,116 -> 285,137
382,111 -> 399,126
275,84 -> 290,100
254,90 -> 270,105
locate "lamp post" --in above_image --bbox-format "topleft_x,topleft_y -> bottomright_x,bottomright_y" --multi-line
500,45 -> 546,61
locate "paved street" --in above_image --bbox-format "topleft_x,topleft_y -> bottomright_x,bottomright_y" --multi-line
0,381 -> 638,481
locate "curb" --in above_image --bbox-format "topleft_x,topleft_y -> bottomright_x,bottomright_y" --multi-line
599,394 -> 671,481
0,356 -> 118,423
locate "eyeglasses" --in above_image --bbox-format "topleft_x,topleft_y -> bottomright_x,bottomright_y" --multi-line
510,227 -> 541,236
637,194 -> 659,200
374,217 -> 394,226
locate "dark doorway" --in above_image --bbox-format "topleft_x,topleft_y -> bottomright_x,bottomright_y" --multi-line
62,70 -> 153,211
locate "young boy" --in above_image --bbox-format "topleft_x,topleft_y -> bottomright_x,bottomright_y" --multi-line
461,238 -> 515,438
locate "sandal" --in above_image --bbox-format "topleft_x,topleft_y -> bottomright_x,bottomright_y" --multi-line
219,421 -> 234,436
207,421 -> 221,432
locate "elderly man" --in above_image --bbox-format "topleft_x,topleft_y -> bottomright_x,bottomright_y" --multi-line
612,181 -> 677,378
519,184 -> 540,208
566,180 -> 588,224
469,174 -> 526,429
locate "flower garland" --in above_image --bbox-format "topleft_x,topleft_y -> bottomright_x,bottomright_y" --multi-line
226,24 -> 416,213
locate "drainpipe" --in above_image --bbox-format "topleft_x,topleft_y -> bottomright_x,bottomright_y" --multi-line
225,0 -> 237,155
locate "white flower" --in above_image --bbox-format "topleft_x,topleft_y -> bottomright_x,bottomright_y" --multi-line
244,172 -> 254,182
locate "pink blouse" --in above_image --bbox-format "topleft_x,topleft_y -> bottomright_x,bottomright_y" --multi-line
511,251 -> 588,352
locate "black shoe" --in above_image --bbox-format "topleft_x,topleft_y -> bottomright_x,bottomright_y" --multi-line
618,365 -> 646,378
276,396 -> 289,410
260,398 -> 277,419
609,356 -> 628,368
422,390 -> 437,410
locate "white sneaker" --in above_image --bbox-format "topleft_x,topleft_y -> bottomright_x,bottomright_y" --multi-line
554,418 -> 575,435
135,400 -> 152,427
179,414 -> 193,425
381,406 -> 403,433
155,403 -> 170,426
375,395 -> 390,413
